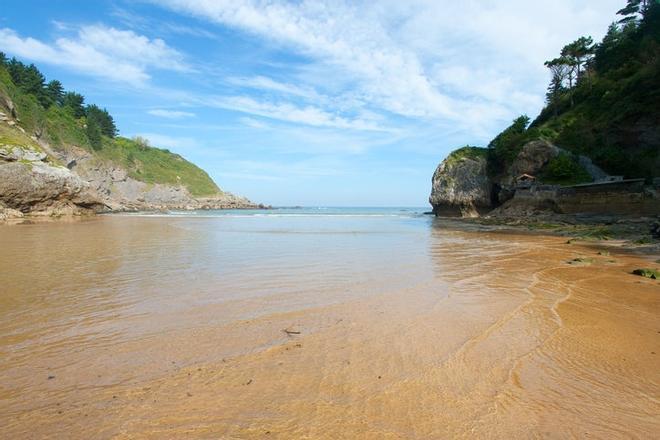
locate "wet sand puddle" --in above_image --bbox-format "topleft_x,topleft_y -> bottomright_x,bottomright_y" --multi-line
0,216 -> 658,438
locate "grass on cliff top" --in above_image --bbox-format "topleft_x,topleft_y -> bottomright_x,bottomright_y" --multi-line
445,146 -> 487,165
97,137 -> 221,197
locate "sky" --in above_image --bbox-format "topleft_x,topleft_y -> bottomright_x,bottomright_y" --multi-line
0,0 -> 624,206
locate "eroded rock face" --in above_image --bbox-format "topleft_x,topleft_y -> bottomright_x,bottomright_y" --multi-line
0,202 -> 23,221
502,140 -> 560,186
0,158 -> 103,215
429,150 -> 492,217
0,145 -> 47,162
0,118 -> 260,218
51,146 -> 261,212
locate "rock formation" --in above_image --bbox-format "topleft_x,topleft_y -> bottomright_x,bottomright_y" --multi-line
0,96 -> 261,218
429,147 -> 492,217
0,144 -> 103,216
428,140 -> 651,218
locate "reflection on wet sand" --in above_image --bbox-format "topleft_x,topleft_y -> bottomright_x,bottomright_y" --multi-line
0,216 -> 658,438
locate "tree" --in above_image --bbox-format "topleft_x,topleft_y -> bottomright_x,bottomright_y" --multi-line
86,116 -> 102,150
23,64 -> 46,97
132,136 -> 151,149
561,36 -> 594,80
617,0 -> 651,23
544,58 -> 569,117
487,115 -> 531,174
45,80 -> 64,106
0,52 -> 6,66
3,58 -> 55,107
61,92 -> 85,118
85,104 -> 117,138
6,58 -> 25,85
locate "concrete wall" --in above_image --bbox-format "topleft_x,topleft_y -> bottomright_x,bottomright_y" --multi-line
509,180 -> 660,216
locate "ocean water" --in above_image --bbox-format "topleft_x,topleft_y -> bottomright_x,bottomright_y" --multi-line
127,206 -> 431,217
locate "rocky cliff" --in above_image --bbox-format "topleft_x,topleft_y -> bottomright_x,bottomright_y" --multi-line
0,65 -> 260,220
429,147 -> 492,217
0,143 -> 102,219
427,140 -> 645,218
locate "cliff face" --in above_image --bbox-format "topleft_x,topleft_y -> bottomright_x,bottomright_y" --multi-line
51,144 -> 258,212
429,147 -> 492,217
0,144 -> 102,218
0,74 -> 260,218
429,140 -> 627,218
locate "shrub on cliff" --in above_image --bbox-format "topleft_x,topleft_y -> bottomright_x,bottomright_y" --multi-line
446,146 -> 487,166
487,115 -> 534,176
538,153 -> 592,185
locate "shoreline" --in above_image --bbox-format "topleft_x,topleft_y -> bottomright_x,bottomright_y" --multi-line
0,204 -> 272,224
433,213 -> 660,257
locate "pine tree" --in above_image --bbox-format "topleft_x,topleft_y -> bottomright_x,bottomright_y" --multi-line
62,92 -> 86,118
561,37 -> 594,80
86,116 -> 102,150
85,104 -> 118,138
544,59 -> 569,117
617,0 -> 651,23
45,80 -> 64,106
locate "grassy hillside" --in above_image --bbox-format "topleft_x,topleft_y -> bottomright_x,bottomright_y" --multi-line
487,1 -> 659,181
0,61 -> 221,197
98,137 -> 220,196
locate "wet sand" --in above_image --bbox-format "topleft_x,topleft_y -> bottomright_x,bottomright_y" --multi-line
0,215 -> 658,438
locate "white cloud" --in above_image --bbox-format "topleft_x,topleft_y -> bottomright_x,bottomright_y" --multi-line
206,95 -> 387,131
217,157 -> 346,181
153,0 -> 622,138
148,109 -> 196,119
227,76 -> 320,100
0,25 -> 188,86
239,117 -> 269,129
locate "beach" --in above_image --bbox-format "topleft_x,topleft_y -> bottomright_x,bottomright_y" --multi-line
0,210 -> 658,438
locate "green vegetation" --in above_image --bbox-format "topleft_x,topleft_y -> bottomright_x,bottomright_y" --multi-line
537,153 -> 592,185
531,0 -> 660,178
632,268 -> 659,279
487,115 -> 533,175
445,146 -> 487,166
0,54 -> 221,197
85,104 -> 117,138
97,137 -> 220,196
485,1 -> 659,180
578,226 -> 613,241
0,123 -> 40,149
526,222 -> 563,230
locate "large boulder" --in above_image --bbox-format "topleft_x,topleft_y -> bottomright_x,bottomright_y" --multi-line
0,156 -> 103,215
0,144 -> 47,162
429,147 -> 492,217
502,140 -> 560,186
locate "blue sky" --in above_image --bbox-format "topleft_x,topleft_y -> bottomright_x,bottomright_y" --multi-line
0,1 -> 622,206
